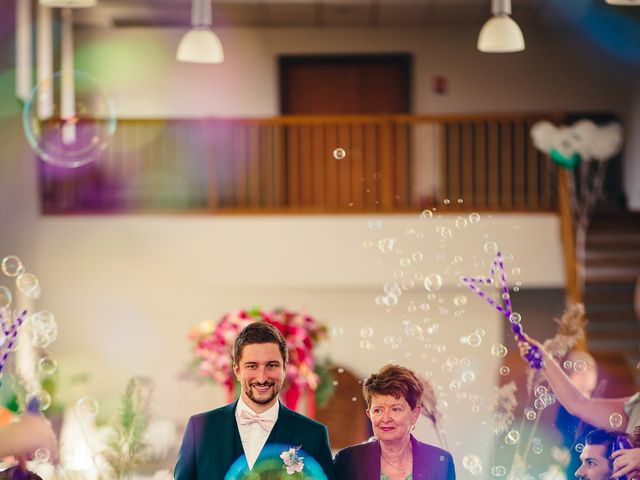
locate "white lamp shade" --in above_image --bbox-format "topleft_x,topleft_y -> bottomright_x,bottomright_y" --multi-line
39,0 -> 96,7
477,15 -> 525,53
604,0 -> 640,4
176,28 -> 224,64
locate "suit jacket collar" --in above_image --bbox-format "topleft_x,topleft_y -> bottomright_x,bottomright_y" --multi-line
367,435 -> 435,480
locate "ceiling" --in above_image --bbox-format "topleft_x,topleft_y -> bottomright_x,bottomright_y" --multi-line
71,0 -> 635,29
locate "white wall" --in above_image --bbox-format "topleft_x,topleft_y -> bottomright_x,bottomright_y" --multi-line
75,26 -> 629,118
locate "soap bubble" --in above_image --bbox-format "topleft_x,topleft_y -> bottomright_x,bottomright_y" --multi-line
453,295 -> 467,306
455,217 -> 468,229
467,333 -> 482,348
573,360 -> 587,372
491,343 -> 508,357
424,274 -> 443,292
332,147 -> 346,160
378,238 -> 396,253
38,356 -> 58,375
460,358 -> 471,368
28,310 -> 58,348
412,252 -> 423,262
532,443 -> 544,455
491,466 -> 507,477
534,385 -> 548,397
563,360 -> 573,369
509,312 -> 522,324
469,212 -> 481,224
575,443 -> 584,453
34,448 -> 51,462
462,454 -> 483,476
16,272 -> 40,298
23,70 -> 117,168
483,241 -> 498,254
359,340 -> 374,350
499,366 -> 510,376
609,413 -> 624,429
368,219 -> 382,229
505,430 -> 520,445
420,209 -> 433,220
1,256 -> 24,277
461,370 -> 476,384
76,396 -> 100,420
0,286 -> 11,309
26,390 -> 52,411
450,379 -> 462,391
360,327 -> 374,338
525,408 -> 537,421
331,326 -> 344,336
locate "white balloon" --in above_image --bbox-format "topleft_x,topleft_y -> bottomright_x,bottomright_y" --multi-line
552,126 -> 578,159
591,122 -> 624,161
570,120 -> 598,161
531,121 -> 557,153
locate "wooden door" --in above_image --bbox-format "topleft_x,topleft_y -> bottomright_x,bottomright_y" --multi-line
280,55 -> 411,114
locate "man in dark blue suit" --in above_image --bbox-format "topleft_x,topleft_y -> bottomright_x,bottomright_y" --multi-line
174,321 -> 334,480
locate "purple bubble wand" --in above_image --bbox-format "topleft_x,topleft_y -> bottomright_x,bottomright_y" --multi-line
461,251 -> 543,369
0,308 -> 29,383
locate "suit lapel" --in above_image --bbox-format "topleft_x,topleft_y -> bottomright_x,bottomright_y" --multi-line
365,440 -> 382,480
264,402 -> 298,447
215,401 -> 244,476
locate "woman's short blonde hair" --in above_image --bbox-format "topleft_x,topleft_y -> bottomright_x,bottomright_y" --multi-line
363,364 -> 424,410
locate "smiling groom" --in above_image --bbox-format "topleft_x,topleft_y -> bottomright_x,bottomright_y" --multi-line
174,321 -> 335,480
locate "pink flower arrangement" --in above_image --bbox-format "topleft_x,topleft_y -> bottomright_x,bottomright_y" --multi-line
188,308 -> 328,413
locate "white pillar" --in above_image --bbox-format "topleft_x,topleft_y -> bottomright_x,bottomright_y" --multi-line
15,0 -> 33,102
37,5 -> 54,120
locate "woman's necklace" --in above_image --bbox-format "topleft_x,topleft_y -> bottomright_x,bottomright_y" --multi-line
381,448 -> 412,477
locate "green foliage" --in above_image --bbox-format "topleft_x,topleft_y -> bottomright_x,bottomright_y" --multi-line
314,359 -> 335,409
102,378 -> 153,479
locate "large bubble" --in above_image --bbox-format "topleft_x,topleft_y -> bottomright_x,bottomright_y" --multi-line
23,70 -> 116,168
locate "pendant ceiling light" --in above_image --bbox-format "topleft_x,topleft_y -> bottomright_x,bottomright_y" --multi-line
39,0 -> 96,8
604,0 -> 640,5
176,0 -> 224,64
477,0 -> 525,53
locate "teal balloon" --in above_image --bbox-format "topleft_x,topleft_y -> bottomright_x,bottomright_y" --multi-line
550,148 -> 581,169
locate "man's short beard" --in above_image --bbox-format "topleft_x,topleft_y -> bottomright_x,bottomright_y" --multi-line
246,383 -> 280,405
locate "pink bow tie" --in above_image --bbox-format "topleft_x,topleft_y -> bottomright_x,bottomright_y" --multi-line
238,410 -> 276,431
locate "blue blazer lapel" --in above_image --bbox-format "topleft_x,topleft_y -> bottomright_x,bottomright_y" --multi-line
365,440 -> 382,480
215,401 -> 243,474
263,402 -> 298,446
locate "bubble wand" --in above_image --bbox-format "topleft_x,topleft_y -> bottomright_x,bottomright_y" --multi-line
461,251 -> 543,369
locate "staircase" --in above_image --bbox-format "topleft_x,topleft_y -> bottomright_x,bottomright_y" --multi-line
583,211 -> 640,397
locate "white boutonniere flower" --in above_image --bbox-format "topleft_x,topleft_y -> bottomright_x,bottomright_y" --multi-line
280,446 -> 304,475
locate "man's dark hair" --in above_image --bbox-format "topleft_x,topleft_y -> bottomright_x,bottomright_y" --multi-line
585,428 -> 629,469
232,321 -> 288,365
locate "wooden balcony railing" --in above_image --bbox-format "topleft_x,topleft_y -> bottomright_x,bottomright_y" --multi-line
38,114 -> 563,214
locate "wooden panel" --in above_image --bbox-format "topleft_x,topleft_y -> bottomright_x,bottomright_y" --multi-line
378,121 -> 394,210
513,122 -> 526,209
311,125 -> 325,207
324,125 -> 339,209
394,122 -> 408,209
487,121 -> 499,209
248,124 -> 261,208
461,122 -> 473,208
299,124 -> 313,206
499,121 -> 513,209
350,123 -> 365,209
337,124 -> 352,208
448,122 -> 461,204
474,122 -> 487,209
287,125 -> 300,207
363,124 -> 378,209
525,120 -> 539,211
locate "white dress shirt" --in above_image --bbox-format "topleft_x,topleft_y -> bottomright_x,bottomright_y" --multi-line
235,397 -> 279,469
